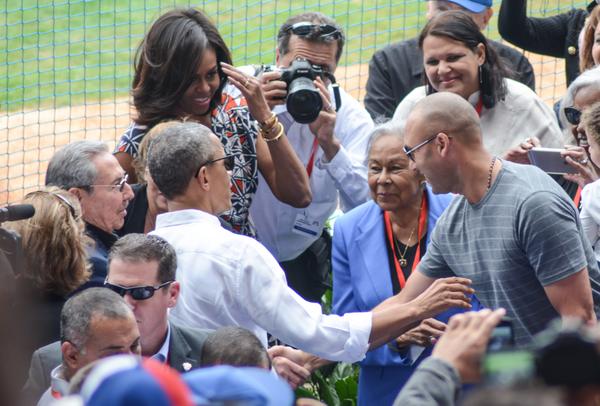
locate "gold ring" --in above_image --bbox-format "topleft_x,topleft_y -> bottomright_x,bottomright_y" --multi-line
324,103 -> 333,112
244,77 -> 250,87
580,158 -> 589,165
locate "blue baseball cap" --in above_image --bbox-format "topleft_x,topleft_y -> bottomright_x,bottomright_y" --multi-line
183,365 -> 294,406
444,0 -> 492,13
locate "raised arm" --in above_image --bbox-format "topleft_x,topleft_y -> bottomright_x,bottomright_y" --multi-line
498,0 -> 571,57
368,275 -> 473,349
221,62 -> 312,208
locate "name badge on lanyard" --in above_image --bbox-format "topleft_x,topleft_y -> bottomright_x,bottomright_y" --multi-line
292,211 -> 321,236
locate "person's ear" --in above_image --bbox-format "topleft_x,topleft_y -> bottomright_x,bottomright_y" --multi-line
167,281 -> 180,308
275,47 -> 281,65
195,166 -> 211,191
61,341 -> 80,372
475,43 -> 486,66
67,187 -> 85,202
437,132 -> 452,157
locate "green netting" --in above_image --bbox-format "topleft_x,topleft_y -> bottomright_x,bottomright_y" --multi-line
0,0 -> 590,204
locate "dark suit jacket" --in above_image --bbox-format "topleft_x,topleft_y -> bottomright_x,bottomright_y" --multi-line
364,37 -> 535,120
498,0 -> 588,85
21,322 -> 211,404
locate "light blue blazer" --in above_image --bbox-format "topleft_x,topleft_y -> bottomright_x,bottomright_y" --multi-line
332,186 -> 480,406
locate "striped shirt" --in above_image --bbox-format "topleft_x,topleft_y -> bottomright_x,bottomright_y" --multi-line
419,161 -> 600,346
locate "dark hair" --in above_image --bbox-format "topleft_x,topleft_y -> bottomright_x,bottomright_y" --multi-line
147,121 -> 217,200
201,326 -> 270,369
108,234 -> 177,283
277,12 -> 345,63
132,8 -> 232,128
418,10 -> 507,108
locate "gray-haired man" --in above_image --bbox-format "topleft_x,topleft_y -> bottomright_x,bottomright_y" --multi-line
23,288 -> 140,404
45,141 -> 134,285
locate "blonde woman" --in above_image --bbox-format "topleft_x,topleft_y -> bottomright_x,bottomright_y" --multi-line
6,187 -> 91,357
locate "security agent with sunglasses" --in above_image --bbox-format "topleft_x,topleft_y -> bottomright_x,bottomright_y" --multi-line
252,12 -> 374,302
146,120 -> 473,378
45,141 -> 134,287
398,92 -> 600,347
105,233 -> 210,373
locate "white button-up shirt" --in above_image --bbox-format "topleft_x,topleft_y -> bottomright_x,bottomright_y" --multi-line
152,209 -> 371,363
249,86 -> 373,261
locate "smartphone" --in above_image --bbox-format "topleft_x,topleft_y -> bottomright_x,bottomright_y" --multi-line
527,147 -> 579,175
487,317 -> 515,352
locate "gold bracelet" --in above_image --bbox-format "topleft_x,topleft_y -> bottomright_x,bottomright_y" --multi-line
258,113 -> 277,130
262,122 -> 284,143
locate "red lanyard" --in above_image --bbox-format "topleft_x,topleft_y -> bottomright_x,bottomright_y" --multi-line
574,186 -> 582,208
306,138 -> 319,178
475,96 -> 483,116
384,191 -> 428,290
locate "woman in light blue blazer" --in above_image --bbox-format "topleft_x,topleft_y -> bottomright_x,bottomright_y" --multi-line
332,124 -> 481,406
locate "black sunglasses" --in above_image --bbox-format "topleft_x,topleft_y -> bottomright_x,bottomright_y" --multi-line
195,154 -> 236,177
286,22 -> 342,40
403,134 -> 438,162
564,107 -> 582,126
104,280 -> 173,300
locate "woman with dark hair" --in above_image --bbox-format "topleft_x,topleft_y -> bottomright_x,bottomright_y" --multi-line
392,10 -> 562,160
115,8 -> 310,236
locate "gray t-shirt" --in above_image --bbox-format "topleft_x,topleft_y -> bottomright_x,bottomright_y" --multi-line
420,161 -> 600,346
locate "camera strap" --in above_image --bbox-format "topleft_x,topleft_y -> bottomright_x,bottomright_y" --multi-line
324,72 -> 342,112
306,138 -> 319,178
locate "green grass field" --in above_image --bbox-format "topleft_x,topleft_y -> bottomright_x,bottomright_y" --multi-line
0,0 -> 587,112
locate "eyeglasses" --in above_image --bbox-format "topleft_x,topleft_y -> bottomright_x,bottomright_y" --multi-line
286,22 -> 342,40
195,154 -> 236,177
82,174 -> 129,193
403,134 -> 439,162
564,107 -> 582,126
104,280 -> 174,300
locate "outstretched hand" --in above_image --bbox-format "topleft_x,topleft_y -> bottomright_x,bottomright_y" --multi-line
220,62 -> 272,123
413,277 -> 473,318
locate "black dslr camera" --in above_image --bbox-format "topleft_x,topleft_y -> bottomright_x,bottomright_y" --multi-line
260,58 -> 341,124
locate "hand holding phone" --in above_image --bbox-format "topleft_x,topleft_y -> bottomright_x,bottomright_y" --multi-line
528,147 -> 579,175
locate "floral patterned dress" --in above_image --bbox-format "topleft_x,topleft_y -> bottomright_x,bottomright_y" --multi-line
116,83 -> 259,236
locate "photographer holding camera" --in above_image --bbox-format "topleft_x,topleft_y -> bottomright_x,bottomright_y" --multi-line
251,12 -> 374,303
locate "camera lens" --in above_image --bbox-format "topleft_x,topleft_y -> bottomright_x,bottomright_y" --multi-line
286,77 -> 322,124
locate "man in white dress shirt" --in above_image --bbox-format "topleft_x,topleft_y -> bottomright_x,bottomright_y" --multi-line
252,12 -> 374,302
146,121 -> 473,364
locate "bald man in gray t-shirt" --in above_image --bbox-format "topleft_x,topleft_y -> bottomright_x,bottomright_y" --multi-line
398,92 -> 599,347
420,161 -> 600,345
